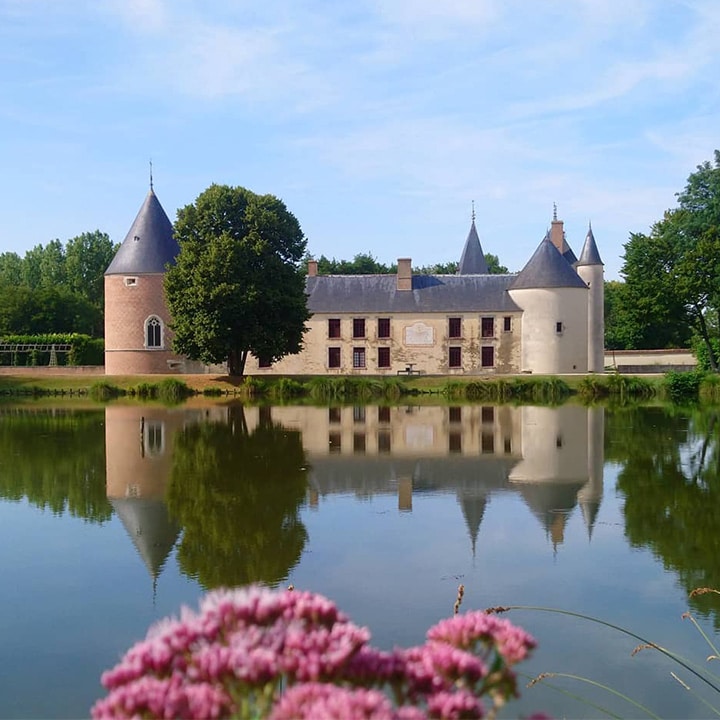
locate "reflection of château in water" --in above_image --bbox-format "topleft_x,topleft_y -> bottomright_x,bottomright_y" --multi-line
104,404 -> 604,582
261,404 -> 605,551
104,406 -> 225,584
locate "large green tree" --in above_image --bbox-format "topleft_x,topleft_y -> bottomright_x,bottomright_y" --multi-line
165,184 -> 311,376
621,150 -> 720,366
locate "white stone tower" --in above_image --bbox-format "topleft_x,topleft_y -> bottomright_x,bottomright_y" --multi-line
508,234 -> 589,374
575,223 -> 605,373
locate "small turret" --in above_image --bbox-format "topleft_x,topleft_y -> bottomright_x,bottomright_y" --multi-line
458,204 -> 489,274
575,222 -> 605,372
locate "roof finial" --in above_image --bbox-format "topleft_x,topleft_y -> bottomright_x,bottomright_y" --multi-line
471,200 -> 475,223
149,159 -> 154,191
553,202 -> 557,222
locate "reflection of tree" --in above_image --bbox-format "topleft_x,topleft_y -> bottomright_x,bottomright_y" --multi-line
0,408 -> 110,522
608,407 -> 720,626
167,407 -> 309,590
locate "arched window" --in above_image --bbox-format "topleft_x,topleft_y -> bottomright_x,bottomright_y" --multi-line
145,316 -> 163,349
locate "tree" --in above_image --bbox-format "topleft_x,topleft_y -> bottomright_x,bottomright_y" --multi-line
165,184 -> 310,376
0,283 -> 99,335
65,230 -> 117,309
621,151 -> 720,366
0,252 -> 23,286
311,252 -> 394,275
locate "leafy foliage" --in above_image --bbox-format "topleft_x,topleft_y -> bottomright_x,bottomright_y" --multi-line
305,252 -> 509,276
664,370 -> 704,403
0,230 -> 116,337
166,184 -> 310,375
620,150 -> 720,362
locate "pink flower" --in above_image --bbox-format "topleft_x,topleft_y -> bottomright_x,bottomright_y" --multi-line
427,689 -> 485,719
93,585 -> 544,720
427,611 -> 536,665
91,674 -> 231,719
269,683 -> 397,720
402,643 -> 487,696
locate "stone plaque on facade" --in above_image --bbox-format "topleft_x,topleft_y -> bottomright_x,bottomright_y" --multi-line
404,322 -> 434,345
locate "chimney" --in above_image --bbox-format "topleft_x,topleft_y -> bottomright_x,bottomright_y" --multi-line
397,258 -> 412,291
307,259 -> 318,277
550,218 -> 565,254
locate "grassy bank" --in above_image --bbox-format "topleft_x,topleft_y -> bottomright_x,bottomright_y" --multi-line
0,370 -> 687,405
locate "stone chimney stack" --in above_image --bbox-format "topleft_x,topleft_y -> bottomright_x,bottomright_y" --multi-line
550,218 -> 565,254
307,259 -> 318,277
397,258 -> 412,291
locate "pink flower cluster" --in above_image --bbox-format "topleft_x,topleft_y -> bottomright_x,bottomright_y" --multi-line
92,585 -> 540,719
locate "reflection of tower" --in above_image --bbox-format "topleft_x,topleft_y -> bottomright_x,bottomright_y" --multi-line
509,405 -> 590,547
577,406 -> 605,538
105,406 -> 182,590
457,485 -> 489,558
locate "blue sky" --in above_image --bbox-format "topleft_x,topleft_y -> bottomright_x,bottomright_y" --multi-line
1,0 -> 718,280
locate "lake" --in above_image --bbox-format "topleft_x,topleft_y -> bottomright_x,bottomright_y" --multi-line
0,401 -> 718,718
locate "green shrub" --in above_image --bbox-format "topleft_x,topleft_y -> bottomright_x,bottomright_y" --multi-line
202,387 -> 224,397
700,373 -> 720,402
271,378 -> 305,400
664,370 -> 704,403
243,376 -> 268,397
134,382 -> 158,399
157,378 -> 192,404
89,381 -> 124,401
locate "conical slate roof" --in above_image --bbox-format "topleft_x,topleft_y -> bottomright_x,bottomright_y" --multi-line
510,235 -> 588,290
576,223 -> 603,266
105,189 -> 179,275
457,220 -> 489,274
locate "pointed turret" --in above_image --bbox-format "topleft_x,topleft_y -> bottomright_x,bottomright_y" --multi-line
576,223 -> 603,266
104,188 -> 187,374
105,189 -> 179,275
510,235 -> 587,290
575,222 -> 605,372
457,219 -> 489,274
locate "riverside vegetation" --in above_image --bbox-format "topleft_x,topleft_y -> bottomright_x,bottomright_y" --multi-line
2,370 -> 720,405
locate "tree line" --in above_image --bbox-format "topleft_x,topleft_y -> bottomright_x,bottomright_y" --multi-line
0,231 -> 117,337
304,252 -> 509,275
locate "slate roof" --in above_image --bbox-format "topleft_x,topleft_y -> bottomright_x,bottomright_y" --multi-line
510,236 -> 588,290
105,190 -> 179,275
457,220 -> 489,274
576,224 -> 603,266
306,273 -> 521,313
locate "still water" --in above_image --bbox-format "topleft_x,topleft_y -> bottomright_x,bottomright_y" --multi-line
0,401 -> 718,718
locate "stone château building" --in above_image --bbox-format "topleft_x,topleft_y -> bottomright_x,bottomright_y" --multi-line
248,208 -> 604,376
104,190 -> 604,376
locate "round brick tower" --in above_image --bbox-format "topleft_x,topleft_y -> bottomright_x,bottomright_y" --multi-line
104,188 -> 185,374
